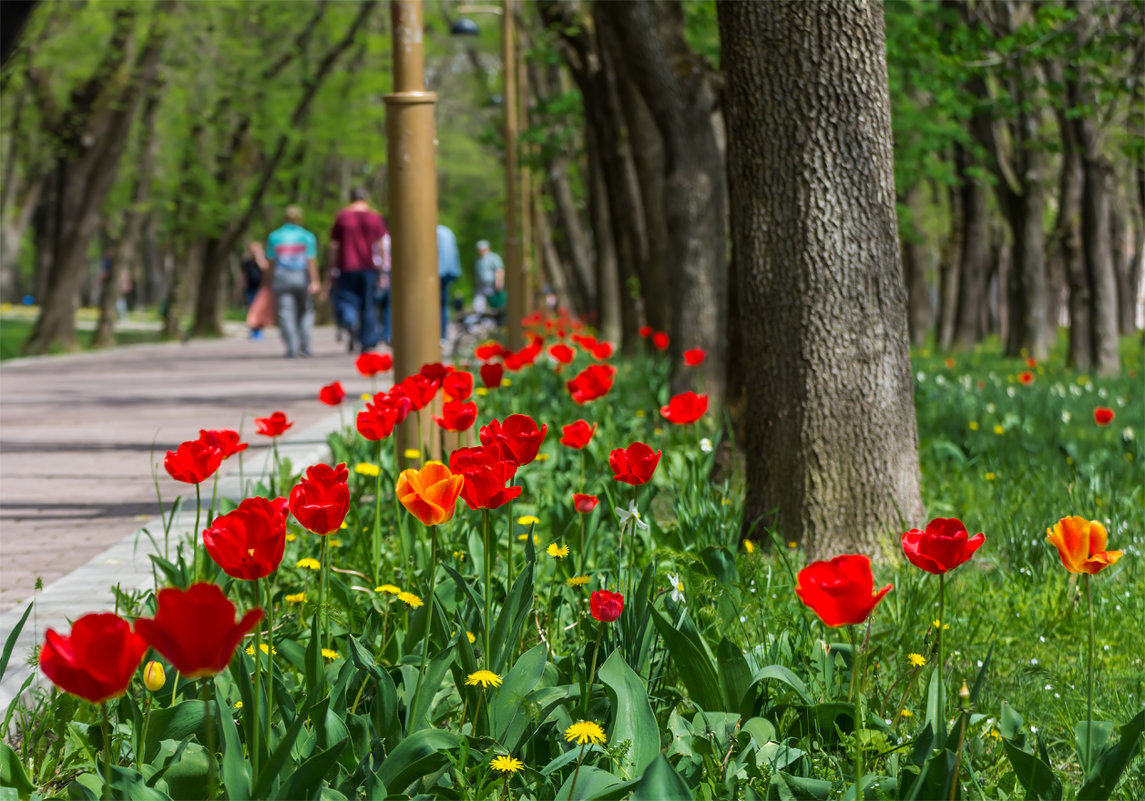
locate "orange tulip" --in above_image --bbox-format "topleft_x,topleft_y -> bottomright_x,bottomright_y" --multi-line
1046,516 -> 1123,575
396,461 -> 464,526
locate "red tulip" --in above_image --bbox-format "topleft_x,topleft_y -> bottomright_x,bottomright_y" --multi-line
135,583 -> 263,679
164,438 -> 223,484
396,374 -> 438,411
683,348 -> 706,366
355,351 -> 393,377
442,371 -> 474,402
199,429 -> 248,459
573,493 -> 599,514
420,362 -> 451,386
566,364 -> 616,404
480,414 -> 547,466
795,554 -> 892,628
638,326 -> 652,338
318,381 -> 346,405
433,400 -> 478,432
591,341 -> 614,360
651,331 -> 669,351
609,441 -> 661,486
39,613 -> 147,704
1018,371 -> 1034,385
448,446 -> 522,510
901,517 -> 985,575
357,399 -> 401,441
474,342 -> 506,362
288,463 -> 350,535
560,420 -> 596,449
254,411 -> 293,437
572,334 -> 598,350
590,590 -> 624,622
660,391 -> 709,425
1094,407 -> 1114,426
548,343 -> 575,365
480,362 -> 505,389
203,496 -> 289,580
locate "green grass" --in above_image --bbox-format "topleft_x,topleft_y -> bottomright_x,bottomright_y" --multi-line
0,315 -> 166,361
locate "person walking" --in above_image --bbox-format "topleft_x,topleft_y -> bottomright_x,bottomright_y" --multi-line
241,242 -> 266,339
260,205 -> 320,358
473,239 -> 504,314
437,223 -> 460,340
329,187 -> 387,353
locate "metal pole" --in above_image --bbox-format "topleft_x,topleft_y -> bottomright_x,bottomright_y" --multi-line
386,0 -> 441,461
502,0 -> 524,350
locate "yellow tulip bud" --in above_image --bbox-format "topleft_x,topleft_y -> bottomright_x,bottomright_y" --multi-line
143,660 -> 166,692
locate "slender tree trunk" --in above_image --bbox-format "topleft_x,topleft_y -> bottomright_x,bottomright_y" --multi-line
901,186 -> 930,345
544,158 -> 595,317
936,180 -> 962,350
1110,203 -> 1134,334
718,0 -> 925,556
585,129 -> 621,340
952,144 -> 990,350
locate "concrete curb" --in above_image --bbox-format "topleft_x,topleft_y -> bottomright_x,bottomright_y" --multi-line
0,411 -> 340,721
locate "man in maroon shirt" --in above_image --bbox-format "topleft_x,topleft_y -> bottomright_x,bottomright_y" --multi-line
329,187 -> 387,352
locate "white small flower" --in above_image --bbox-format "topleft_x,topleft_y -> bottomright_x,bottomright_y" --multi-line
667,572 -> 685,604
615,500 -> 649,532
1030,658 -> 1038,665
917,371 -> 926,382
1006,387 -> 1016,398
1044,684 -> 1052,691
986,402 -> 996,413
1123,427 -> 1135,441
1039,636 -> 1045,642
1061,411 -> 1071,424
1031,726 -> 1038,734
699,437 -> 713,453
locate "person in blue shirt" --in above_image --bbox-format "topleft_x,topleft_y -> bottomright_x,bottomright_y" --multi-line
259,205 -> 320,358
437,223 -> 461,339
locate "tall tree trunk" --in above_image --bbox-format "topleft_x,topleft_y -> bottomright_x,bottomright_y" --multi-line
585,129 -> 621,340
544,157 -> 595,317
718,0 -> 925,557
1110,202 -> 1134,334
952,143 -> 990,350
602,0 -> 727,402
900,186 -> 930,345
1003,103 -> 1048,359
1053,97 -> 1090,367
936,180 -> 962,350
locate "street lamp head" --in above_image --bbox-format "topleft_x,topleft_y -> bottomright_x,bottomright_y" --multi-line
450,18 -> 480,36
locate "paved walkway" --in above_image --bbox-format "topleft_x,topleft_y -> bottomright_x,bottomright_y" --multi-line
0,322 -> 387,715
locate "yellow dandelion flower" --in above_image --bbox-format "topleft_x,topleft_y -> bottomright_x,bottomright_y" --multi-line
329,538 -> 342,547
908,653 -> 926,668
245,643 -> 277,656
297,557 -> 321,570
465,669 -> 503,689
360,393 -> 372,402
634,409 -> 646,418
653,427 -> 663,436
501,378 -> 512,387
234,701 -> 243,709
932,619 -> 950,631
517,533 -> 540,544
321,648 -> 341,660
518,515 -> 540,526
397,591 -> 424,608
985,472 -> 996,481
490,755 -> 524,774
285,592 -> 306,603
466,631 -> 476,644
900,709 -> 914,718
475,387 -> 489,396
993,425 -> 1005,435
404,448 -> 421,460
564,720 -> 607,746
376,584 -> 401,595
567,575 -> 590,587
286,532 -> 298,542
987,728 -> 1003,741
787,541 -> 797,549
968,421 -> 979,431
453,550 -> 466,560
743,540 -> 756,554
536,453 -> 550,462
355,462 -> 380,477
546,542 -> 569,559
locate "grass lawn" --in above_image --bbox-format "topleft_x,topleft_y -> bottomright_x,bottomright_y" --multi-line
0,312 -> 167,361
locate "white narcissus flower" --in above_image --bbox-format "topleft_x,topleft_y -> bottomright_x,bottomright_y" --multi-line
668,572 -> 684,603
615,500 -> 649,531
699,437 -> 713,453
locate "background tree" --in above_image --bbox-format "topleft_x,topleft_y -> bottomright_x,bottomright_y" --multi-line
718,0 -> 926,556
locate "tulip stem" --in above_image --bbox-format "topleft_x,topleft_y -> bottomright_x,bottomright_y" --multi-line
264,579 -> 276,756
507,493 -> 515,591
393,436 -> 406,578
1085,573 -> 1095,773
251,578 -> 263,779
193,483 -> 202,583
270,438 -> 280,496
99,702 -> 113,798
584,624 -> 604,717
483,510 -> 492,662
373,440 -> 384,586
415,524 -> 439,710
849,624 -> 865,797
201,679 -> 217,800
320,536 -> 330,651
937,571 -> 946,748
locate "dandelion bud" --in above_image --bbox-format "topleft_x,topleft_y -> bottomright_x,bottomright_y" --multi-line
958,680 -> 970,708
143,660 -> 166,692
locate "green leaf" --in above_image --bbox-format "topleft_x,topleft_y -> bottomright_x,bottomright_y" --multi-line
491,565 -> 534,674
1076,720 -> 1113,777
716,637 -> 753,712
489,642 -> 548,752
1078,708 -> 1145,801
599,648 -> 660,774
0,603 -> 32,685
215,681 -> 251,801
649,605 -> 723,711
144,700 -> 208,762
1000,708 -> 1063,801
632,753 -> 690,801
376,728 -> 459,794
405,643 -> 455,733
273,740 -> 347,801
555,765 -> 620,800
0,742 -> 34,799
767,771 -> 832,800
744,665 -> 813,711
253,681 -> 324,799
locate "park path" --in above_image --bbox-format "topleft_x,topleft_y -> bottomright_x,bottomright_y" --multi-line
0,323 -> 387,612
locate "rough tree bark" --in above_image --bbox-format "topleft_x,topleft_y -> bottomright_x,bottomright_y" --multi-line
936,180 -> 962,350
951,141 -> 991,350
900,186 -> 930,346
718,0 -> 926,557
602,0 -> 727,403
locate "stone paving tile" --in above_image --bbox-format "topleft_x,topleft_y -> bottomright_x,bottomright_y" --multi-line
0,324 -> 393,717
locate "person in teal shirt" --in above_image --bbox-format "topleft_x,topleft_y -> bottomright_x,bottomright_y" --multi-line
260,205 -> 320,358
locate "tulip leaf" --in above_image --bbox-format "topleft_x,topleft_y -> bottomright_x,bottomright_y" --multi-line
376,728 -> 459,794
716,637 -> 754,712
490,565 -> 534,674
0,602 -> 32,685
144,700 -> 208,762
599,647 -> 659,774
999,708 -> 1063,801
273,740 -> 346,801
253,681 -> 325,799
489,642 -> 548,751
555,765 -> 622,800
0,742 -> 34,799
1075,720 -> 1113,776
649,605 -> 723,712
1078,708 -> 1145,801
214,687 -> 251,801
768,771 -> 833,800
405,643 -> 455,733
632,754 -> 690,801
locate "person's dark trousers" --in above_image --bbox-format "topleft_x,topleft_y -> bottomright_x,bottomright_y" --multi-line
376,288 -> 392,344
439,275 -> 456,338
334,268 -> 380,351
